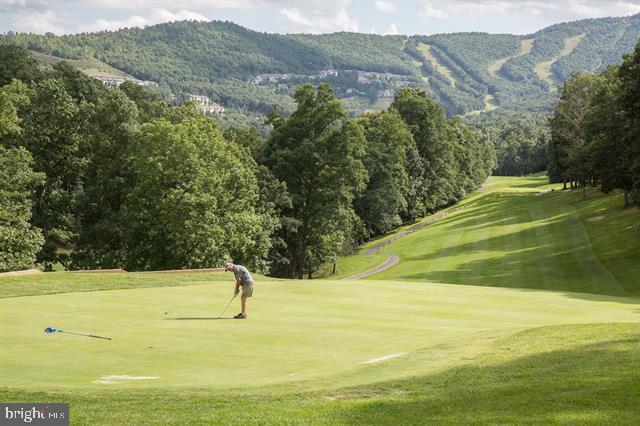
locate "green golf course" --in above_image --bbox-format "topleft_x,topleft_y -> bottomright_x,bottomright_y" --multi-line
1,175 -> 639,424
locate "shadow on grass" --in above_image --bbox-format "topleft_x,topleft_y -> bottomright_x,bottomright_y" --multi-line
392,190 -> 640,296
2,325 -> 638,424
421,192 -> 543,233
333,326 -> 640,424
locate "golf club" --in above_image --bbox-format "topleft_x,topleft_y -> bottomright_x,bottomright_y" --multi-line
218,294 -> 237,318
44,327 -> 112,340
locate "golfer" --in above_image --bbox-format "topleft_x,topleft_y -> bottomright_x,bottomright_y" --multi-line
225,262 -> 254,319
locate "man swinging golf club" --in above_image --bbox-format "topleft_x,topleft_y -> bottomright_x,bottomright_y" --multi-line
225,262 -> 254,319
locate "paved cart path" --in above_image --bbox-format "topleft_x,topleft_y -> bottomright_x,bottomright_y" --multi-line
343,255 -> 400,280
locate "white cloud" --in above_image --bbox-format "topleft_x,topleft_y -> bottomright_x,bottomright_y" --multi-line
421,0 -> 640,22
280,6 -> 358,33
420,2 -> 448,19
280,8 -> 312,27
383,22 -> 399,35
10,8 -> 65,34
79,8 -> 208,33
567,1 -> 603,16
333,7 -> 359,32
375,0 -> 396,14
83,0 -> 254,11
618,0 -> 640,15
150,8 -> 208,22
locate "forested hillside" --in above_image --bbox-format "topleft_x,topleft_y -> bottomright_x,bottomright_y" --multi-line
0,45 -> 492,276
2,14 -> 639,121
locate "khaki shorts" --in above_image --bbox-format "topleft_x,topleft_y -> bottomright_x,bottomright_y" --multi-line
241,283 -> 254,298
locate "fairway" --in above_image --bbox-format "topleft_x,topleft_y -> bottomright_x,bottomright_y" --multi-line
370,175 -> 640,295
1,175 -> 639,424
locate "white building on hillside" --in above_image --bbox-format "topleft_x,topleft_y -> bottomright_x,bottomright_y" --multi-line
92,75 -> 158,88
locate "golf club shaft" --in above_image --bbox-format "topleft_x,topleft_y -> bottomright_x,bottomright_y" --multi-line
64,330 -> 112,340
219,295 -> 236,318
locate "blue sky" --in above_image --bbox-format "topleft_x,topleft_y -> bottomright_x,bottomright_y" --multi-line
2,1 -> 640,36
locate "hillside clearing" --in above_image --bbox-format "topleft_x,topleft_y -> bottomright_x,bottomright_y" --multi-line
418,43 -> 457,87
28,50 -> 135,79
487,38 -> 535,76
534,34 -> 586,87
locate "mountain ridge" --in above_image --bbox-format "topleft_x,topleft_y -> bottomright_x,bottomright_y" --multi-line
2,14 -> 639,121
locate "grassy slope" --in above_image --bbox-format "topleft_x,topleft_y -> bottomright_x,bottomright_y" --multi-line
418,43 -> 457,87
373,175 -> 640,296
29,50 -> 135,79
1,175 -> 639,424
534,34 -> 586,86
487,38 -> 535,76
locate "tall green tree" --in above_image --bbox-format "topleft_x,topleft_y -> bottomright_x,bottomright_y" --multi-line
223,126 -> 266,159
0,81 -> 44,271
71,89 -> 140,268
122,116 -> 275,271
9,78 -> 89,267
0,146 -> 44,272
355,111 -> 411,237
0,79 -> 30,140
119,80 -> 168,122
0,44 -> 41,86
618,41 -> 640,205
391,88 -> 456,212
262,83 -> 366,278
585,66 -> 635,206
549,72 -> 597,197
449,117 -> 491,196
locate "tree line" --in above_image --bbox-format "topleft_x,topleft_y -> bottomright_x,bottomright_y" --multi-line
468,113 -> 550,177
0,45 -> 493,275
548,38 -> 640,206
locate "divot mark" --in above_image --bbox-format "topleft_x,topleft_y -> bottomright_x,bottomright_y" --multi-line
359,353 -> 406,364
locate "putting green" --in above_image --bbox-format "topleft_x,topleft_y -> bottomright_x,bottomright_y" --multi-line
1,278 -> 637,390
